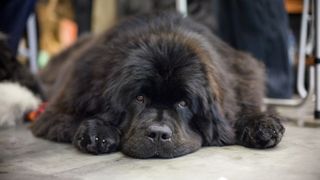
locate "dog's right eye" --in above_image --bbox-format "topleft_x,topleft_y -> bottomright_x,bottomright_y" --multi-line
177,100 -> 187,108
136,95 -> 145,103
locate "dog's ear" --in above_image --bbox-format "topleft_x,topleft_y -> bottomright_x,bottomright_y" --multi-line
192,94 -> 235,146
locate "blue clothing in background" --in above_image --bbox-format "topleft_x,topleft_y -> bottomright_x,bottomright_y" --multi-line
0,0 -> 36,55
216,0 -> 293,98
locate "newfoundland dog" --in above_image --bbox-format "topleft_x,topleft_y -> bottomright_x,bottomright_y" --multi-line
31,12 -> 285,158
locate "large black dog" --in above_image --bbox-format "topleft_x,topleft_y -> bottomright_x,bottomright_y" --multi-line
32,13 -> 285,158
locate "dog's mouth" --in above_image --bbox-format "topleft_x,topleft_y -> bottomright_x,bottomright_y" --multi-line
150,148 -> 197,159
120,133 -> 202,159
150,149 -> 174,159
121,144 -> 197,159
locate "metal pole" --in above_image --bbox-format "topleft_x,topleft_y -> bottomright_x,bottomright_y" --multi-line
315,0 -> 320,119
27,13 -> 38,74
297,0 -> 310,98
176,0 -> 188,17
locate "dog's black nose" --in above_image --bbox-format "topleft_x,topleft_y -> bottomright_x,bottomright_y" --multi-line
147,124 -> 172,142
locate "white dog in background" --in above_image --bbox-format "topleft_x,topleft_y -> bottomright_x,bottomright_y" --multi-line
0,82 -> 40,127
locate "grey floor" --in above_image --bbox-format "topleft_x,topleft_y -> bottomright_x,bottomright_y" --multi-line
1,116 -> 320,180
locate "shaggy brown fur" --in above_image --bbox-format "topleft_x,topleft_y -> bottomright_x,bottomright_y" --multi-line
32,12 -> 285,158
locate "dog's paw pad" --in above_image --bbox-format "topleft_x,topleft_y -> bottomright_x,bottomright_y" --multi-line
240,114 -> 285,148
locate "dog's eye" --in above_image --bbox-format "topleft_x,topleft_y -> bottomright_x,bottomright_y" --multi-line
136,95 -> 145,103
177,100 -> 187,108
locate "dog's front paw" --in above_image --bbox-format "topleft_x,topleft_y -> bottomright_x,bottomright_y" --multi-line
239,114 -> 285,149
73,119 -> 120,154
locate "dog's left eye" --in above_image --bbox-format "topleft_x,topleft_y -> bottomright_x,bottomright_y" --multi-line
136,95 -> 145,103
177,100 -> 187,108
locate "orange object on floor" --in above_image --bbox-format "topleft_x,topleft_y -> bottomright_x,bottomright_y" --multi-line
26,102 -> 47,122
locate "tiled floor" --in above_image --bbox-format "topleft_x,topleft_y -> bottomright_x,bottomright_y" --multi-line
0,118 -> 319,180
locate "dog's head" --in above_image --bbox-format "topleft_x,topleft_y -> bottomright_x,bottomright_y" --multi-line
106,31 -> 235,158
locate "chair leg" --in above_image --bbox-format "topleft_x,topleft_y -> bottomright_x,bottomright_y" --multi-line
176,0 -> 188,17
26,13 -> 38,74
315,0 -> 320,119
297,0 -> 310,98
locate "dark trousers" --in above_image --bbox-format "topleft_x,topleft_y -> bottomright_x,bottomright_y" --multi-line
0,0 -> 36,55
216,0 -> 293,98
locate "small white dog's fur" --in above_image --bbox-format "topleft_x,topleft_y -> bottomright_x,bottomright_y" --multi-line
0,82 -> 41,127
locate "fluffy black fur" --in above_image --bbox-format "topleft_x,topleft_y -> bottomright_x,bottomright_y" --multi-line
32,13 -> 285,158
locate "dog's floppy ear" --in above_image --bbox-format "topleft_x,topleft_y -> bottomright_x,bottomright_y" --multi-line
192,94 -> 235,146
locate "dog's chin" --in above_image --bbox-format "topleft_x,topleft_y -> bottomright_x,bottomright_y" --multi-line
121,137 -> 202,159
